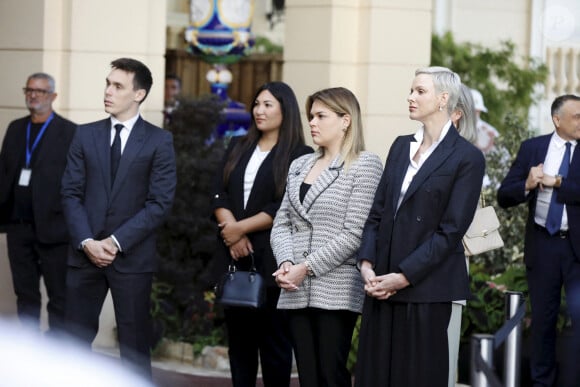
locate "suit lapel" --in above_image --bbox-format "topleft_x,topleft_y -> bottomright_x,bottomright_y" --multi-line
93,119 -> 113,193
399,128 -> 459,210
571,139 -> 580,169
245,145 -> 279,213
536,134 -> 551,164
302,155 -> 342,212
390,136 -> 414,213
230,144 -> 254,213
287,154 -> 315,222
111,117 -> 148,196
252,145 -> 275,189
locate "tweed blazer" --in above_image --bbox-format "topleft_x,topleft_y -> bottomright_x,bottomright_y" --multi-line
271,151 -> 383,313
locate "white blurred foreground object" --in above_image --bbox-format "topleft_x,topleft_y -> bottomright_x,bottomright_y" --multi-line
0,318 -> 153,387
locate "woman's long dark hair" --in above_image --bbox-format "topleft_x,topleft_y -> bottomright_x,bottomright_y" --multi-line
223,82 -> 305,198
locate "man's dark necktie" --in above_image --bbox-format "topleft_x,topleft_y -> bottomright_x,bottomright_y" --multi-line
111,124 -> 123,182
545,141 -> 571,235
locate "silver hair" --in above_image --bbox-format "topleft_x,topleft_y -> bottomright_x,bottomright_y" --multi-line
454,84 -> 478,144
415,66 -> 461,115
27,72 -> 55,93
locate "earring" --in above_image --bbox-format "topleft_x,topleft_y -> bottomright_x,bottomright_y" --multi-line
342,127 -> 347,132
439,105 -> 443,112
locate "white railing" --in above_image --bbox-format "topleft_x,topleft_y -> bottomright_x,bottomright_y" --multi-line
531,45 -> 580,134
545,45 -> 580,97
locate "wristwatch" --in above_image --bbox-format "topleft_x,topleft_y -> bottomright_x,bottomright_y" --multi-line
554,174 -> 562,188
304,260 -> 314,276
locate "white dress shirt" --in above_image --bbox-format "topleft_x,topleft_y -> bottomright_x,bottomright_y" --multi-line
397,120 -> 452,210
110,114 -> 139,154
534,132 -> 577,231
243,145 -> 270,209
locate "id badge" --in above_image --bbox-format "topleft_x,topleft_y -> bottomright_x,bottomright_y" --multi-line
18,168 -> 31,186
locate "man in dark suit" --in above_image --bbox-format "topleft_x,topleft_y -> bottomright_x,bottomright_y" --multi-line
61,58 -> 176,378
163,73 -> 181,127
498,94 -> 580,386
0,73 -> 76,333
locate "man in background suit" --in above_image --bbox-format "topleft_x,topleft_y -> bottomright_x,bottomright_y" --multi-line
61,58 -> 176,377
0,73 -> 76,333
163,73 -> 181,127
498,94 -> 580,386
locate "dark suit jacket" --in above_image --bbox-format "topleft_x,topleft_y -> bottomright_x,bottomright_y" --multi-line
0,113 -> 76,243
497,133 -> 580,264
211,138 -> 312,286
61,117 -> 176,273
358,126 -> 485,302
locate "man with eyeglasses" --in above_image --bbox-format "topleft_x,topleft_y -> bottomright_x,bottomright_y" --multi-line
0,73 -> 76,334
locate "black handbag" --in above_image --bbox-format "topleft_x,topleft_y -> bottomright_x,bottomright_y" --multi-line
215,254 -> 265,308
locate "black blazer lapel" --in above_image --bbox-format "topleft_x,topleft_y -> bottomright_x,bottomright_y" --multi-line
390,136 -> 413,213
400,128 -> 459,210
248,145 -> 276,201
231,143 -> 255,214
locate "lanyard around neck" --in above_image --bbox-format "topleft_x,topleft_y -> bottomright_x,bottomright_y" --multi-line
25,112 -> 54,168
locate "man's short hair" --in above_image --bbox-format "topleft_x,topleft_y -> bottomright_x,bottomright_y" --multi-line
551,94 -> 580,117
110,58 -> 153,103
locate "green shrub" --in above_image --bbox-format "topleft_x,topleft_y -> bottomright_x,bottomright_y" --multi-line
152,94 -> 228,350
431,32 -> 548,132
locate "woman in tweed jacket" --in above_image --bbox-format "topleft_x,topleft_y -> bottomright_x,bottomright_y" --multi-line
271,87 -> 383,387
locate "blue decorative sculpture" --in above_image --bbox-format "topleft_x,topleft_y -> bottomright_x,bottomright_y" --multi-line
186,0 -> 255,139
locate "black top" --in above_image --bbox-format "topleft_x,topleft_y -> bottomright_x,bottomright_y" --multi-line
12,122 -> 44,223
299,182 -> 311,204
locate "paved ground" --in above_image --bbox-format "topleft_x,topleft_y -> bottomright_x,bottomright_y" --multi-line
152,367 -> 300,387
152,369 -> 469,387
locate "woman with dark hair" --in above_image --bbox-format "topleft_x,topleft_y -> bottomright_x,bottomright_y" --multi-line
211,81 -> 312,387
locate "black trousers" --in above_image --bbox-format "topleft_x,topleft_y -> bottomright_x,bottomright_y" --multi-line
65,264 -> 153,379
6,224 -> 68,333
225,286 -> 293,387
527,226 -> 580,387
288,307 -> 358,387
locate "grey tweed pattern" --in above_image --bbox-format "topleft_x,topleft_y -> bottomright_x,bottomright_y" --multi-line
271,151 -> 383,313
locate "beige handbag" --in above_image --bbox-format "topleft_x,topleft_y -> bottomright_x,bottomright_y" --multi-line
462,197 -> 504,256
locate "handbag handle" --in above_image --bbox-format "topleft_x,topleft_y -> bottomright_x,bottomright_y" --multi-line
228,253 -> 257,273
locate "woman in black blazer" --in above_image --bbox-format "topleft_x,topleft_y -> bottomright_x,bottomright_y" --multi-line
354,67 -> 485,387
211,82 -> 312,387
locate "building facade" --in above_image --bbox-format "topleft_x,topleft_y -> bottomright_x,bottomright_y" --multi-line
1,0 -> 579,347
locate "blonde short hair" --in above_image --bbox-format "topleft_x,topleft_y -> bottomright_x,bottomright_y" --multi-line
415,66 -> 461,115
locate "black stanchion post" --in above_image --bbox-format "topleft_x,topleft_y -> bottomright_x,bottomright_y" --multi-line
471,334 -> 495,387
504,291 -> 524,387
